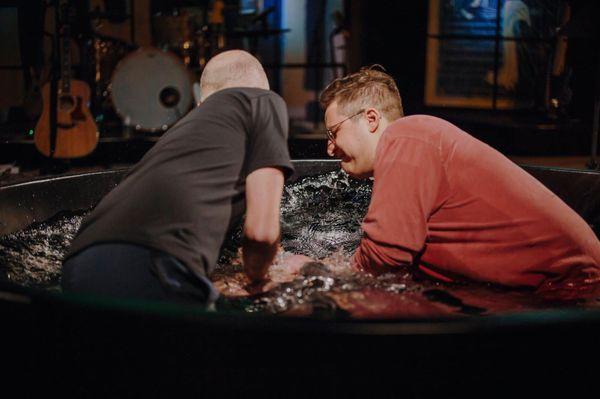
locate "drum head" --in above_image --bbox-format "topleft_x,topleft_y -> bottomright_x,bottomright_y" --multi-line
110,47 -> 192,131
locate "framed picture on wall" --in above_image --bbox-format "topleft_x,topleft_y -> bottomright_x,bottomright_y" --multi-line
425,0 -> 563,110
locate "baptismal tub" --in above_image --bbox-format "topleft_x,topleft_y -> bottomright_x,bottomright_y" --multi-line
1,160 -> 600,397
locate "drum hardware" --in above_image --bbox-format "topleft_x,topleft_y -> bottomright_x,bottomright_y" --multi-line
84,6 -> 201,135
152,13 -> 192,51
151,7 -> 215,73
91,35 -> 132,103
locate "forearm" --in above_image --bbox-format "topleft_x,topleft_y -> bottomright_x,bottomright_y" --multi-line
353,236 -> 414,274
242,167 -> 285,282
242,238 -> 279,282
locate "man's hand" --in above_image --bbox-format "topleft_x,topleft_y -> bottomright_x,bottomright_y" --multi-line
244,277 -> 277,295
278,254 -> 314,275
242,239 -> 277,282
243,253 -> 314,295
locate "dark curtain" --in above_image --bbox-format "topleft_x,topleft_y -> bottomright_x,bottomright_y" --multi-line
304,0 -> 326,91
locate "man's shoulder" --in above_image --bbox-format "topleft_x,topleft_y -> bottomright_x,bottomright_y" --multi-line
383,115 -> 469,146
202,88 -> 286,120
383,115 -> 441,146
388,115 -> 458,134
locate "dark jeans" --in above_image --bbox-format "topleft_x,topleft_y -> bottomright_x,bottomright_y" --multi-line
62,243 -> 219,306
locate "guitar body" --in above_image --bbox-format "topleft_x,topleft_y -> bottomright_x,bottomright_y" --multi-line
35,79 -> 99,159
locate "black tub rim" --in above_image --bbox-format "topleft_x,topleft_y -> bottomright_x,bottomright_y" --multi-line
2,277 -> 600,336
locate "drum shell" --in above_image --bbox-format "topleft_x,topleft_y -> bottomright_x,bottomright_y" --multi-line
109,47 -> 193,132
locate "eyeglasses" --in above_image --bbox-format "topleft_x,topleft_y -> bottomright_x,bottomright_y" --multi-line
325,109 -> 364,142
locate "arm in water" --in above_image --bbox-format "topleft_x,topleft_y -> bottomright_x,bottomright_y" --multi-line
353,137 -> 443,273
243,167 -> 285,282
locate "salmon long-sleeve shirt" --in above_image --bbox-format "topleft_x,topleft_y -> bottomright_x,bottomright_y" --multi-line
354,115 -> 600,297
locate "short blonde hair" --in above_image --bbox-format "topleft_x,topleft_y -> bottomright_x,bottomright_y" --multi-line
320,65 -> 404,121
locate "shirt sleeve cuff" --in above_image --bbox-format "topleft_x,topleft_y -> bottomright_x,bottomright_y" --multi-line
247,159 -> 295,180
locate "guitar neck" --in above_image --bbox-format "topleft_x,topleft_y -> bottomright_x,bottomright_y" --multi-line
60,2 -> 71,94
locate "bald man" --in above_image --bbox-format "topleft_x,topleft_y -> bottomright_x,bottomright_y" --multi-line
62,50 -> 294,306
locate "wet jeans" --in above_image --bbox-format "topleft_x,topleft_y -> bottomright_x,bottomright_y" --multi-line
62,243 -> 219,306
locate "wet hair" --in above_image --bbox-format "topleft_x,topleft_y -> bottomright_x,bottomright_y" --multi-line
319,65 -> 404,121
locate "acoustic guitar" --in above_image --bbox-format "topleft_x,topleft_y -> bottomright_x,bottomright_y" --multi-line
35,2 -> 98,159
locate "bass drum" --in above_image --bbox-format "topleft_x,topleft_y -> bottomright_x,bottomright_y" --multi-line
110,47 -> 193,132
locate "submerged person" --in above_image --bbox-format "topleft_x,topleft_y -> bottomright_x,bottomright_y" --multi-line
320,66 -> 600,300
62,50 -> 295,306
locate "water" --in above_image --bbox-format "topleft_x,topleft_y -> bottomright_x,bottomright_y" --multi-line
0,211 -> 83,289
1,171 -> 599,318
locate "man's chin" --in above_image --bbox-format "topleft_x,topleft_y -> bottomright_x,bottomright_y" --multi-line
341,163 -> 370,179
340,161 -> 353,175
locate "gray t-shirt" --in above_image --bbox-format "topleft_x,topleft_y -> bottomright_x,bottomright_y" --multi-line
66,87 -> 294,278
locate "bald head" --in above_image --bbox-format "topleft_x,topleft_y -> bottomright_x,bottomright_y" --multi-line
199,50 -> 269,101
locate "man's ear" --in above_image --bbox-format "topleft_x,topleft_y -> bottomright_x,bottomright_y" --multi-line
365,108 -> 381,133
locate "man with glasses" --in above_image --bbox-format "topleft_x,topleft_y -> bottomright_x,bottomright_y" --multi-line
320,66 -> 600,300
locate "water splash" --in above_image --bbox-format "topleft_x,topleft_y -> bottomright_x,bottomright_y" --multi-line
2,171 -> 599,318
0,212 -> 83,288
280,170 -> 371,258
